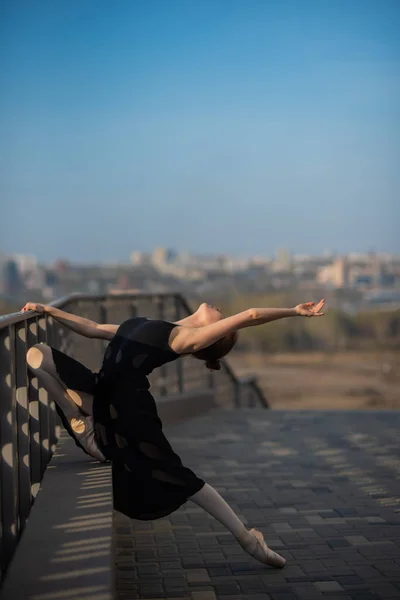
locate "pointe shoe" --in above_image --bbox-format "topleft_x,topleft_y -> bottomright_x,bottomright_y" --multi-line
70,416 -> 107,463
54,401 -> 107,463
241,528 -> 286,568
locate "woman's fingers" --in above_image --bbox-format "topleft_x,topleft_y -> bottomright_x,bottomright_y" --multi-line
21,302 -> 44,313
295,299 -> 325,317
310,300 -> 325,314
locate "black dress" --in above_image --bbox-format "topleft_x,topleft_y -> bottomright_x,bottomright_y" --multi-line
92,317 -> 205,520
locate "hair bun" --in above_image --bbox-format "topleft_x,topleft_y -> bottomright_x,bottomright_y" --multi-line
206,359 -> 221,371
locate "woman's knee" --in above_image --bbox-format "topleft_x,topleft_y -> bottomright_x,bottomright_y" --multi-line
27,343 -> 52,371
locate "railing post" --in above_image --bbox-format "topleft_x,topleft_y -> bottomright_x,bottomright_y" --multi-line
99,300 -> 109,355
14,321 -> 31,533
174,295 -> 184,394
45,315 -> 59,453
99,301 -> 107,325
0,326 -> 19,579
26,320 -> 42,502
36,315 -> 51,476
131,299 -> 137,319
234,381 -> 241,408
156,296 -> 167,396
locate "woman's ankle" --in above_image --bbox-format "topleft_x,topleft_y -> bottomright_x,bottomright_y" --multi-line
236,528 -> 252,546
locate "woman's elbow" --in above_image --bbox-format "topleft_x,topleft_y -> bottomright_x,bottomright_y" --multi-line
247,308 -> 259,322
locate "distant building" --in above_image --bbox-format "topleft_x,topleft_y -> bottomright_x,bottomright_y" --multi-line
130,251 -> 151,266
13,254 -> 37,274
175,250 -> 193,266
54,260 -> 70,275
275,247 -> 292,267
317,255 -> 399,290
2,259 -> 25,296
317,257 -> 349,288
152,247 -> 176,267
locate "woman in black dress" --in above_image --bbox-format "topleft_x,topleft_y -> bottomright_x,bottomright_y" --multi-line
23,298 -> 325,568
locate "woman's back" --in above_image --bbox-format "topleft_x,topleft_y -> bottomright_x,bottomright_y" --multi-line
98,317 -> 180,381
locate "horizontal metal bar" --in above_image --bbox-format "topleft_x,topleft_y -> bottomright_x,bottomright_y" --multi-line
0,292 -> 183,329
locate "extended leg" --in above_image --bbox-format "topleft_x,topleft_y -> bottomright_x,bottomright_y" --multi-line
27,345 -> 105,462
190,483 -> 286,568
26,343 -> 94,415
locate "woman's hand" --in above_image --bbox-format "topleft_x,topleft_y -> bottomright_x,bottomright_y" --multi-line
21,302 -> 49,314
294,299 -> 325,317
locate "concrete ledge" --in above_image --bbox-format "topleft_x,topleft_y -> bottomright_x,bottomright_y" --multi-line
0,433 -> 114,600
156,388 -> 216,425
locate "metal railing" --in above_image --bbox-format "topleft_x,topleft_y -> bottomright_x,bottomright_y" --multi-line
0,292 -> 268,579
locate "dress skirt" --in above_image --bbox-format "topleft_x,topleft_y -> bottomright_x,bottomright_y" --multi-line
50,348 -> 205,520
93,375 -> 205,520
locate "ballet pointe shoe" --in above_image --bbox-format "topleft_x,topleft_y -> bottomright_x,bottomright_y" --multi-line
70,416 -> 107,463
54,397 -> 107,462
241,528 -> 286,568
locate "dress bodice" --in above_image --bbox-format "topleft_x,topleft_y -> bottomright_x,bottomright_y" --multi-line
98,317 -> 180,381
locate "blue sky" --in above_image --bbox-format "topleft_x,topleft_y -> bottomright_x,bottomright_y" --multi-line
1,0 -> 399,262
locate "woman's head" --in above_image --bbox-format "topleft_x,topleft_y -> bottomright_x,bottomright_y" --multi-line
189,302 -> 237,370
192,332 -> 238,371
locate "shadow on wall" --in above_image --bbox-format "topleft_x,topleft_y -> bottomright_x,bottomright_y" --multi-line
0,433 -> 114,600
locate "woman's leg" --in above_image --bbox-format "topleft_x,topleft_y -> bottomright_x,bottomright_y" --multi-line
27,344 -> 94,415
27,345 -> 105,462
190,483 -> 248,541
190,483 -> 286,568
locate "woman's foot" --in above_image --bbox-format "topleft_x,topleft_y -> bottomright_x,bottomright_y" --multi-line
70,416 -> 107,463
240,528 -> 286,568
53,397 -> 107,463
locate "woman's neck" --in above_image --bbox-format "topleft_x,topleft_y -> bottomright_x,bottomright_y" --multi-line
173,313 -> 204,327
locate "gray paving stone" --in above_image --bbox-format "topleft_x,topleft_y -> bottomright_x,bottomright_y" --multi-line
138,583 -> 165,595
114,409 -> 400,600
315,581 -> 345,591
186,569 -> 211,583
293,585 -> 324,599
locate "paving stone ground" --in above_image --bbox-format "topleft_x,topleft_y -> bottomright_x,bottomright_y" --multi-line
115,409 -> 400,600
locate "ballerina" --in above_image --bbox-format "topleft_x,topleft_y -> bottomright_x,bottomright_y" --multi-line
23,298 -> 325,568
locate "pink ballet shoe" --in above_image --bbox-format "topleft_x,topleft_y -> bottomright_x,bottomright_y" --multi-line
53,392 -> 107,463
241,528 -> 286,568
70,415 -> 107,463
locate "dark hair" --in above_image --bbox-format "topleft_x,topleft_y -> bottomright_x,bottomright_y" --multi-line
192,333 -> 238,371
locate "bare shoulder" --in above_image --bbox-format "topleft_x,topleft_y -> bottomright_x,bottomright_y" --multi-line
168,324 -> 195,354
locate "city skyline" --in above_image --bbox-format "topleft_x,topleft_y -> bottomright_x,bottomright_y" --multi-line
2,246 -> 400,267
1,0 -> 399,262
2,244 -> 400,310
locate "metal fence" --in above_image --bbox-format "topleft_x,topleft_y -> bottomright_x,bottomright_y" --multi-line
0,292 -> 268,579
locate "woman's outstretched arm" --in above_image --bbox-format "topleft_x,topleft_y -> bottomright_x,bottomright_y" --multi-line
21,302 -> 119,340
170,300 -> 325,354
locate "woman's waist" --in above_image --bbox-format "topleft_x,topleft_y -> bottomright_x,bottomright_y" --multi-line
95,370 -> 150,391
